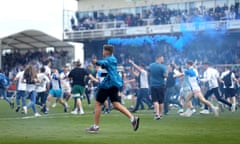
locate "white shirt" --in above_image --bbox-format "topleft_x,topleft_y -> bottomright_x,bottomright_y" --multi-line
60,71 -> 71,90
44,65 -> 51,77
139,69 -> 149,89
36,73 -> 50,92
51,72 -> 61,90
221,70 -> 236,88
97,68 -> 107,83
173,69 -> 180,76
201,67 -> 219,89
193,68 -> 199,77
26,84 -> 36,92
185,67 -> 200,91
15,71 -> 26,91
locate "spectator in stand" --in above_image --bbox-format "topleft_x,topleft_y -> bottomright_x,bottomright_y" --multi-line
3,50 -> 69,76
71,16 -> 77,30
71,2 -> 237,31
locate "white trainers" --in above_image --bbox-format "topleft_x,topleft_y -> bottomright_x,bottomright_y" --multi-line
23,106 -> 27,114
154,115 -> 161,120
180,112 -> 190,117
71,110 -> 78,115
231,104 -> 236,112
180,109 -> 193,117
34,113 -> 41,117
71,108 -> 84,115
177,108 -> 184,114
191,108 -> 196,114
79,109 -> 85,115
52,103 -> 57,108
218,102 -> 225,112
200,109 -> 210,115
212,106 -> 219,117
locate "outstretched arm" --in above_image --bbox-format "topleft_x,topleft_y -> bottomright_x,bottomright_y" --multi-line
129,60 -> 142,72
88,74 -> 99,83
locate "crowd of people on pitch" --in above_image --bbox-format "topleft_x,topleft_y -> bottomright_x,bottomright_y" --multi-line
70,3 -> 239,31
94,57 -> 240,118
125,60 -> 240,116
0,55 -> 239,118
0,59 -> 92,116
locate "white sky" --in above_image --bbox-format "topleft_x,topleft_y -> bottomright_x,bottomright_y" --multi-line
0,0 -> 77,39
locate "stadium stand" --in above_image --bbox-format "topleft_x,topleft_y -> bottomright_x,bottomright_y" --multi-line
0,30 -> 74,75
63,0 -> 240,41
70,1 -> 237,30
63,0 -> 240,67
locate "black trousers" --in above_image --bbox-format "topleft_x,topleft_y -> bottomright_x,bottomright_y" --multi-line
204,87 -> 232,110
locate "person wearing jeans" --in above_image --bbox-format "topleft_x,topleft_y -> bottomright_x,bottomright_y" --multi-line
14,69 -> 27,113
27,91 -> 37,113
36,67 -> 50,109
22,65 -> 41,117
0,70 -> 14,109
128,60 -> 152,113
0,87 -> 14,108
164,64 -> 183,115
134,88 -> 151,112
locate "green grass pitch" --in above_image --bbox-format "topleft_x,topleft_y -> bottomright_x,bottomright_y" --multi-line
0,99 -> 240,144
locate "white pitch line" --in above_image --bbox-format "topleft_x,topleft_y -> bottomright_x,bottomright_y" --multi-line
0,113 -> 77,121
0,111 -> 150,121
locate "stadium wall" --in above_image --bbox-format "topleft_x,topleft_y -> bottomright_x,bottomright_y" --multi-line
77,0 -> 206,11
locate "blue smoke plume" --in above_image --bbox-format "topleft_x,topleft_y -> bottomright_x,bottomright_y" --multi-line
108,17 -> 227,51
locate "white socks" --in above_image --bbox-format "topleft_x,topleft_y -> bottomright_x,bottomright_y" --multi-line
93,124 -> 99,129
130,116 -> 134,122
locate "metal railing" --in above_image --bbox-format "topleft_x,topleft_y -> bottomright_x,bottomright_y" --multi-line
63,20 -> 240,41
